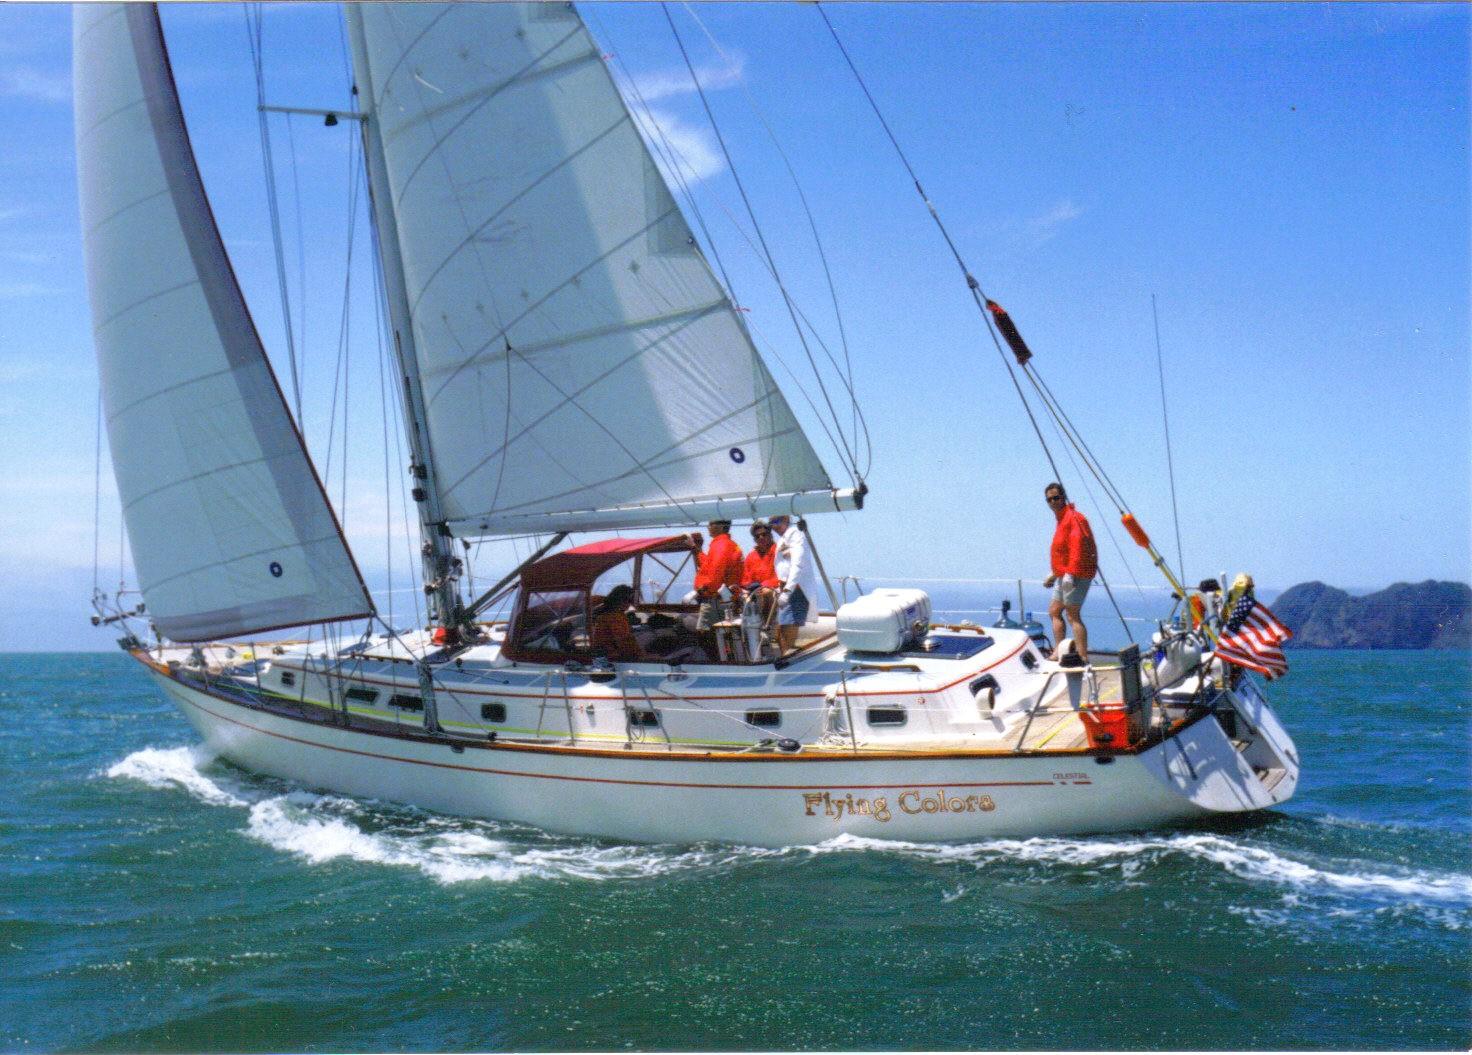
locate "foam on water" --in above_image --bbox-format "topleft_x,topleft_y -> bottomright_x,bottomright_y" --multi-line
804,830 -> 1472,919
104,745 -> 251,808
103,747 -> 1471,917
104,746 -> 783,885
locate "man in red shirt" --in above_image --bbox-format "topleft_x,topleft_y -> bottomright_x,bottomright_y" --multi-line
1042,482 -> 1097,663
742,521 -> 779,591
694,519 -> 744,656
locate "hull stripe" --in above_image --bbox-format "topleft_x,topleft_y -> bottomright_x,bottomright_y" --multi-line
168,680 -> 1075,793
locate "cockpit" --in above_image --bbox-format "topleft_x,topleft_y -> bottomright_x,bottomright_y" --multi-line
502,534 -> 772,665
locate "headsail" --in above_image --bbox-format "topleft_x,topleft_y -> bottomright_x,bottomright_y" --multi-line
348,3 -> 861,537
73,5 -> 373,642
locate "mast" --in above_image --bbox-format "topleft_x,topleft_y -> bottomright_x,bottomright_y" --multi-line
343,6 -> 461,632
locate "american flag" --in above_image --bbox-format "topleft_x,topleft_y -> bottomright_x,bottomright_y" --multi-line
1215,593 -> 1293,680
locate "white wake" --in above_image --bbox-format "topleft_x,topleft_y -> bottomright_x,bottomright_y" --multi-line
103,746 -> 1472,916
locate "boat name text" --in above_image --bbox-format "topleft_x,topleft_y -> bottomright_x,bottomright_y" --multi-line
801,790 -> 996,822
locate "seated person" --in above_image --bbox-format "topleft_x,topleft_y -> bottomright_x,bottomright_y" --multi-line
742,520 -> 781,623
589,585 -> 648,662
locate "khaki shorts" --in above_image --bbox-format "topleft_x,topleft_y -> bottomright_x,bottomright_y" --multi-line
1053,574 -> 1091,608
696,596 -> 731,630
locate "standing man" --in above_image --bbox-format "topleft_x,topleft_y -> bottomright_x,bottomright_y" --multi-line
1042,483 -> 1097,663
694,519 -> 744,657
770,514 -> 818,655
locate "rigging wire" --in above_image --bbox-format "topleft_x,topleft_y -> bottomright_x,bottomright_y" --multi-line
245,5 -> 305,424
1152,293 -> 1186,583
661,3 -> 862,486
817,5 -> 1064,486
285,113 -> 308,363
602,31 -> 874,484
1041,395 -> 1140,642
678,2 -> 863,461
91,387 -> 104,596
819,5 -> 1190,611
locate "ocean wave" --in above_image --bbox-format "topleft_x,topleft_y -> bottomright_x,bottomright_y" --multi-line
103,746 -> 252,808
801,830 -> 1472,912
102,748 -> 1472,909
102,746 -> 782,885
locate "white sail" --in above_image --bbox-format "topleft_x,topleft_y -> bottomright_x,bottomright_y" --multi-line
350,3 -> 860,537
73,5 -> 373,642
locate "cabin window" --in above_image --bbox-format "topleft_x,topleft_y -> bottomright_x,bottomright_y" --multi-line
344,686 -> 378,705
514,589 -> 589,653
481,702 -> 507,723
867,706 -> 907,727
746,709 -> 781,728
279,671 -> 296,687
629,709 -> 660,727
389,694 -> 423,712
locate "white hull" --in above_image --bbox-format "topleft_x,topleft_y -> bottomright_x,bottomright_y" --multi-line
149,657 -> 1298,847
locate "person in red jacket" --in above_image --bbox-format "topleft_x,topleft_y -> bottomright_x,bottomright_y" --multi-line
1042,482 -> 1097,663
694,519 -> 744,655
742,521 -> 780,590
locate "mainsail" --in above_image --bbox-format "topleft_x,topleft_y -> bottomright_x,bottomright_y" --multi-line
73,5 -> 373,642
348,3 -> 861,537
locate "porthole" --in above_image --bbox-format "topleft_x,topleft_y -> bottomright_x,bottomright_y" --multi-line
481,702 -> 507,723
344,686 -> 378,705
746,709 -> 781,728
389,694 -> 424,712
629,709 -> 660,727
866,706 -> 907,727
279,671 -> 296,688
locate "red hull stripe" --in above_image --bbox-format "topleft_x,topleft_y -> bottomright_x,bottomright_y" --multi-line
169,681 -> 1069,793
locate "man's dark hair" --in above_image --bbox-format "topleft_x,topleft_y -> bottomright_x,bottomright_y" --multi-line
1044,482 -> 1066,499
601,584 -> 635,612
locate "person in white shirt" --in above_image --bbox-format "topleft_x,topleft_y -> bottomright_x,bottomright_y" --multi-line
769,514 -> 817,654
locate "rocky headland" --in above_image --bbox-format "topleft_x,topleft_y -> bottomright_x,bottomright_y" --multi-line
1270,580 -> 1471,649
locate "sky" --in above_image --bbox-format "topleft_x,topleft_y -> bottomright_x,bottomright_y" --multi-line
1,2 -> 1467,651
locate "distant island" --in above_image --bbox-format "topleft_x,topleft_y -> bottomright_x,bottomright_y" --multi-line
1270,580 -> 1471,649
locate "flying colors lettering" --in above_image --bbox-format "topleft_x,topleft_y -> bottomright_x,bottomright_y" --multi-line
801,790 -> 997,823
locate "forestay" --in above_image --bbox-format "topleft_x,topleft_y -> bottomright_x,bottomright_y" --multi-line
349,3 -> 860,537
73,5 -> 373,641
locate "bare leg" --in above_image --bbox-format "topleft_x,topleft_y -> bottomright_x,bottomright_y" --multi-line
1065,604 -> 1088,660
778,625 -> 798,655
1048,595 -> 1066,657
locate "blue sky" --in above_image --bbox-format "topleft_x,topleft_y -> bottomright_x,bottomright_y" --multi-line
1,2 -> 1467,651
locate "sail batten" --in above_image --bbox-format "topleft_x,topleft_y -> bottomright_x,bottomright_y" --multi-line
74,4 -> 373,642
353,3 -> 845,539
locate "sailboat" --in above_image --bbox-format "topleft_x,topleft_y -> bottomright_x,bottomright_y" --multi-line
75,3 -> 1298,847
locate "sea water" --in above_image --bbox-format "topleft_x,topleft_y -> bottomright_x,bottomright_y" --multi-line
2,649 -> 1467,1051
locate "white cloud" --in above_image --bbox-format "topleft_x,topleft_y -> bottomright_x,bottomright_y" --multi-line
636,106 -> 725,185
1024,199 -> 1084,247
0,66 -> 70,104
610,54 -> 746,186
629,53 -> 746,104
